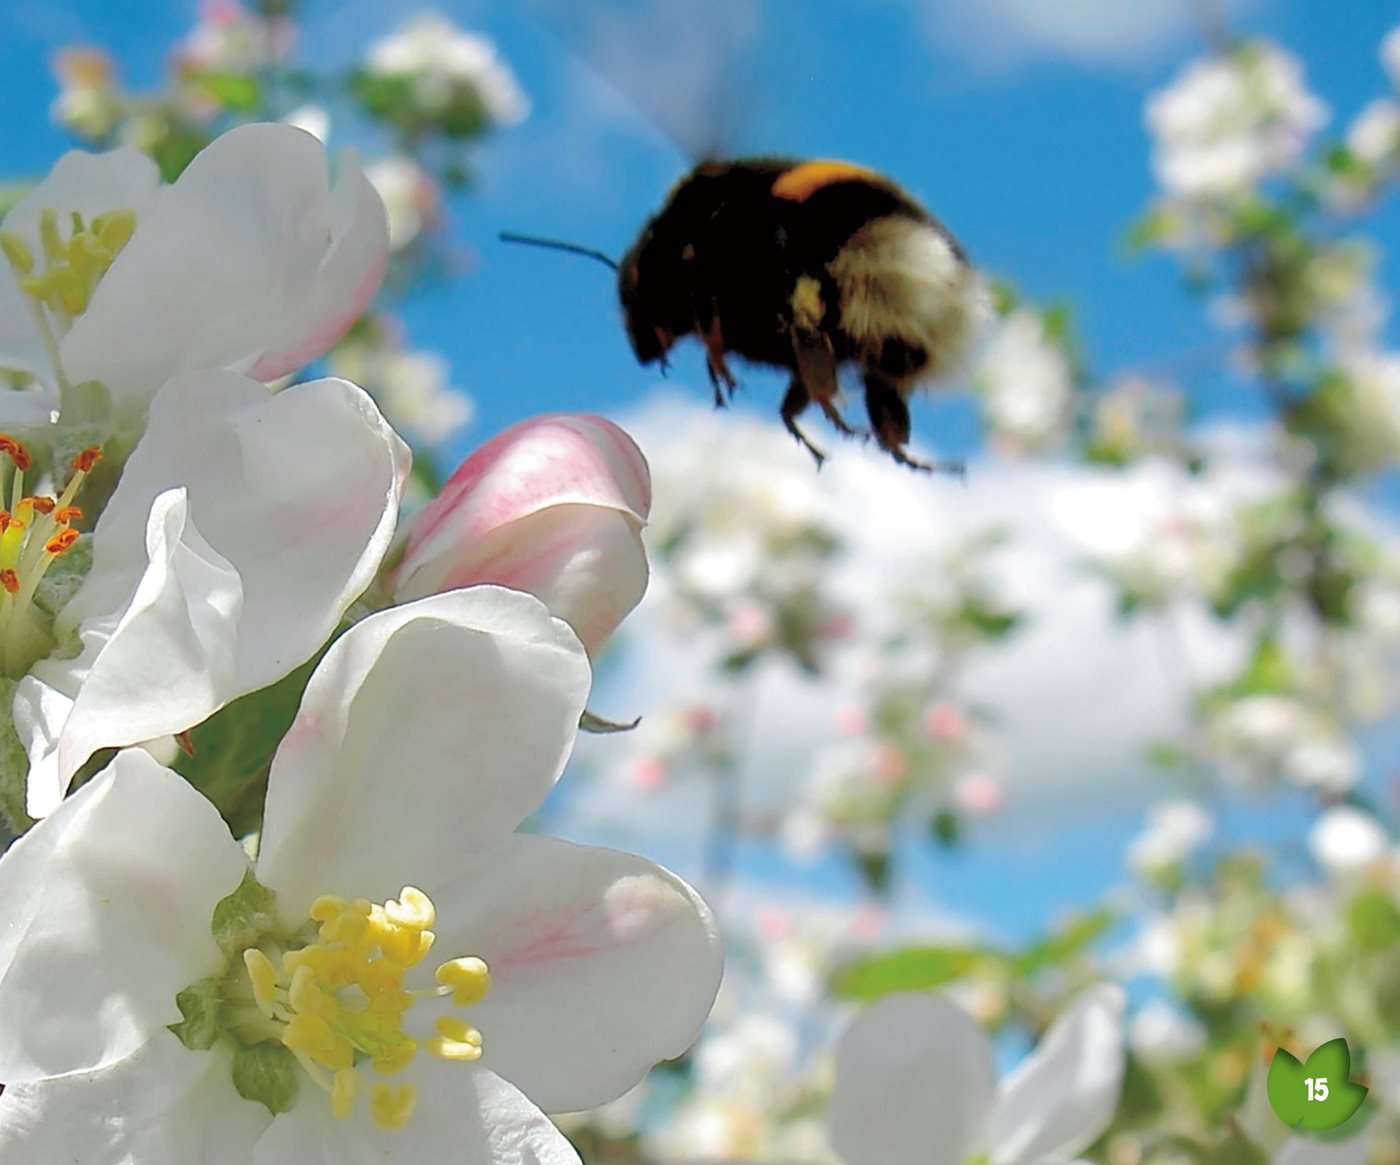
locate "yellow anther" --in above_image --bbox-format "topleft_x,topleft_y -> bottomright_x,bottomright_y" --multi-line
38,210 -> 63,263
243,948 -> 280,1017
282,1013 -> 338,1056
370,1083 -> 417,1130
372,1040 -> 419,1075
435,956 -> 491,1006
331,1068 -> 360,1119
384,886 -> 436,931
95,209 -> 136,253
287,963 -> 328,1016
378,920 -> 433,966
0,233 -> 33,275
309,894 -> 349,922
428,1016 -> 484,1062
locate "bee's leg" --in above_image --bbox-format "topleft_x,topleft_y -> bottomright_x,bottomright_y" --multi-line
793,331 -> 861,438
694,304 -> 738,405
863,372 -> 966,478
781,377 -> 828,468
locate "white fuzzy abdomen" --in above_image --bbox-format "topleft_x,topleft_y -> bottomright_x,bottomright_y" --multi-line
828,215 -> 989,382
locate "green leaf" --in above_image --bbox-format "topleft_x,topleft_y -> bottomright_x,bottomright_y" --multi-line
1298,1039 -> 1368,1131
830,945 -> 988,1000
1270,1041 -> 1370,1132
929,809 -> 960,848
1347,888 -> 1400,952
194,72 -> 262,112
1200,1127 -> 1269,1165
1012,909 -> 1114,975
175,656 -> 318,836
1267,1047 -> 1307,1128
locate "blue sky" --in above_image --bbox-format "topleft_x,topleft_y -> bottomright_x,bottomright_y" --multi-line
4,0 -> 1399,948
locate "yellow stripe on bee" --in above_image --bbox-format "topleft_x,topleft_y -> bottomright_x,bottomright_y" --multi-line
772,161 -> 881,202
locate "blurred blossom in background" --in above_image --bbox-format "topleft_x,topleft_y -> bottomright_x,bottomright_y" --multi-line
7,0 -> 1400,1162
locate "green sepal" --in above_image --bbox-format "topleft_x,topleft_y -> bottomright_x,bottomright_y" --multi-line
211,870 -> 278,959
0,676 -> 32,836
231,1042 -> 300,1115
168,976 -> 223,1051
175,656 -> 318,837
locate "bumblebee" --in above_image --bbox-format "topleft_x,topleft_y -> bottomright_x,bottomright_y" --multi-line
617,158 -> 988,469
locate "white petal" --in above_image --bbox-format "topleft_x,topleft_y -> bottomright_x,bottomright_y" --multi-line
248,1065 -> 579,1165
398,504 -> 649,658
986,984 -> 1126,1165
22,487 -> 242,816
245,152 -> 389,380
829,993 -> 996,1165
256,587 -> 590,923
60,125 -> 347,425
0,1034 -> 269,1164
60,370 -> 407,665
1275,1133 -> 1371,1165
0,751 -> 248,1081
434,834 -> 721,1113
0,146 -> 161,385
23,371 -> 408,810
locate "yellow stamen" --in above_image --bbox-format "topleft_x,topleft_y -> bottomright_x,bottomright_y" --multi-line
244,949 -> 280,1018
436,956 -> 491,1006
370,1083 -> 417,1130
331,1069 -> 359,1119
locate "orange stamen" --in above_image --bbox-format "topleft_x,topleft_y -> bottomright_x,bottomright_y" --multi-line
71,446 -> 103,473
45,529 -> 79,555
54,504 -> 82,524
0,437 -> 32,472
0,570 -> 18,595
175,731 -> 197,758
28,497 -> 55,516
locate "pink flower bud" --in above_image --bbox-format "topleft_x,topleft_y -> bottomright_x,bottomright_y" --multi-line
390,414 -> 651,656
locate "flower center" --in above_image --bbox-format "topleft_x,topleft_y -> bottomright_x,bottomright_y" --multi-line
1,206 -> 137,390
0,438 -> 102,675
175,875 -> 490,1131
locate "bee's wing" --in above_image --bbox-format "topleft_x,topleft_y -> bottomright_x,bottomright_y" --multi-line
521,0 -> 777,161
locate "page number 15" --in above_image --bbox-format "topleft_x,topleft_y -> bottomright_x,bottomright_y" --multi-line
1306,1077 -> 1330,1102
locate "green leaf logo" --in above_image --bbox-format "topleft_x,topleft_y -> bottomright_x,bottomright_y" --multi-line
1267,1039 -> 1368,1132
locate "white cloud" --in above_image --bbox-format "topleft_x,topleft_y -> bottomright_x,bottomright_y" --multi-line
905,0 -> 1258,72
565,392 -> 1264,852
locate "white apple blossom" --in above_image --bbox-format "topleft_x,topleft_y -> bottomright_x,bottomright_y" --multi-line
364,155 -> 441,252
390,414 -> 651,659
330,339 -> 472,447
1204,694 -> 1361,793
830,985 -> 1125,1165
1384,25 -> 1400,88
1128,999 -> 1206,1064
365,13 -> 529,126
1308,805 -> 1389,879
178,0 -> 295,73
1146,42 -> 1328,200
1128,800 -> 1214,877
1346,98 -> 1400,167
0,123 -> 387,436
11,368 -> 408,817
49,47 -> 121,141
0,586 -> 722,1162
974,309 -> 1073,453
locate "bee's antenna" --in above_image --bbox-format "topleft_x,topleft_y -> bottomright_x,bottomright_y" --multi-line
499,232 -> 620,272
